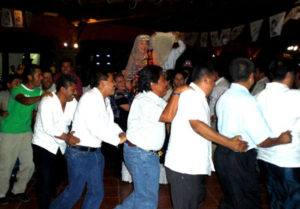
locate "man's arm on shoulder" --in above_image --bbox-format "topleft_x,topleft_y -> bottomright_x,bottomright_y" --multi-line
159,85 -> 191,123
15,91 -> 52,106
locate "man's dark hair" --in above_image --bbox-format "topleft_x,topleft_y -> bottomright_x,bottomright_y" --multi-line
138,65 -> 163,92
90,71 -> 110,88
229,58 -> 255,82
59,58 -> 73,68
56,74 -> 77,92
2,74 -> 21,90
114,73 -> 124,81
43,68 -> 53,76
23,64 -> 40,83
268,59 -> 296,81
190,62 -> 214,83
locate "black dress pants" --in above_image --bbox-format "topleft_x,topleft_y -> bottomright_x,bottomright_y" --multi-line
214,146 -> 262,209
258,160 -> 300,209
33,145 -> 67,209
166,167 -> 206,209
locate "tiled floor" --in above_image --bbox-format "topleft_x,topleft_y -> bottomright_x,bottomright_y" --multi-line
1,155 -> 270,209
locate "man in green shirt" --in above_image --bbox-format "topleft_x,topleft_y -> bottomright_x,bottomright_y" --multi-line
0,65 -> 51,205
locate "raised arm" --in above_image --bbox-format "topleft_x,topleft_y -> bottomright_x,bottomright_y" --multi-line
159,85 -> 191,123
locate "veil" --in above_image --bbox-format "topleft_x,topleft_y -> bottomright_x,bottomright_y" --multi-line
125,34 -> 151,81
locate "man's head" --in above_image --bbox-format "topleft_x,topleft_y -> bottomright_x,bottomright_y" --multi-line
268,59 -> 296,88
92,71 -> 116,97
173,71 -> 186,88
59,58 -> 73,75
190,63 -> 216,96
5,75 -> 21,91
24,65 -> 43,87
114,73 -> 126,92
56,75 -> 78,101
138,65 -> 167,97
229,58 -> 255,88
42,69 -> 54,91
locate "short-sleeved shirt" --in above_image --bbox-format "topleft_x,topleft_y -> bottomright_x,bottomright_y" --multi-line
164,82 -> 214,175
0,84 -> 43,134
256,82 -> 300,167
216,83 -> 272,150
126,91 -> 167,151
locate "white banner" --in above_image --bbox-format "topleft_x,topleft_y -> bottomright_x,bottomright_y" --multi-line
1,8 -> 13,27
14,10 -> 23,28
210,31 -> 220,47
284,6 -> 300,24
230,25 -> 245,41
250,19 -> 264,42
200,32 -> 208,47
219,28 -> 231,45
269,12 -> 286,38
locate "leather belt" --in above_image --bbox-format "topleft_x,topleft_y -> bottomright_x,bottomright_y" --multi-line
70,145 -> 99,152
125,140 -> 136,147
125,141 -> 157,153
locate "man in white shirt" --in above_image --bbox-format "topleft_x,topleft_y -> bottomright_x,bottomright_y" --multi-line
50,71 -> 126,209
215,58 -> 291,209
164,63 -> 248,209
115,65 -> 180,209
32,74 -> 79,209
256,60 -> 300,209
251,60 -> 270,96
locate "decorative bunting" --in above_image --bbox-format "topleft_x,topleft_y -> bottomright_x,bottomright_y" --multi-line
269,12 -> 286,38
250,19 -> 264,42
210,31 -> 220,47
200,32 -> 208,47
14,10 -> 23,28
183,32 -> 199,46
1,8 -> 13,27
219,28 -> 231,45
25,11 -> 32,27
284,6 -> 300,24
230,25 -> 245,41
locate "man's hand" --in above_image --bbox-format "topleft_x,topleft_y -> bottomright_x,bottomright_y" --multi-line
229,135 -> 248,152
278,131 -> 292,145
42,91 -> 53,98
119,132 -> 127,144
66,131 -> 80,146
1,111 -> 8,118
173,85 -> 192,95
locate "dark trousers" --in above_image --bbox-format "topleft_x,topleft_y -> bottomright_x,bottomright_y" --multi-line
33,145 -> 67,209
214,146 -> 261,209
166,167 -> 206,209
258,160 -> 300,209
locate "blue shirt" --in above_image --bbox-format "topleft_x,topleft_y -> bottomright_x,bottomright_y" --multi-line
216,83 -> 271,150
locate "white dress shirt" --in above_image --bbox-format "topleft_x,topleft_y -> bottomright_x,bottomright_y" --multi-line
251,77 -> 269,96
72,87 -> 123,148
126,91 -> 167,151
165,82 -> 214,175
216,83 -> 272,150
32,94 -> 78,154
256,82 -> 300,167
209,77 -> 230,130
163,40 -> 186,71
